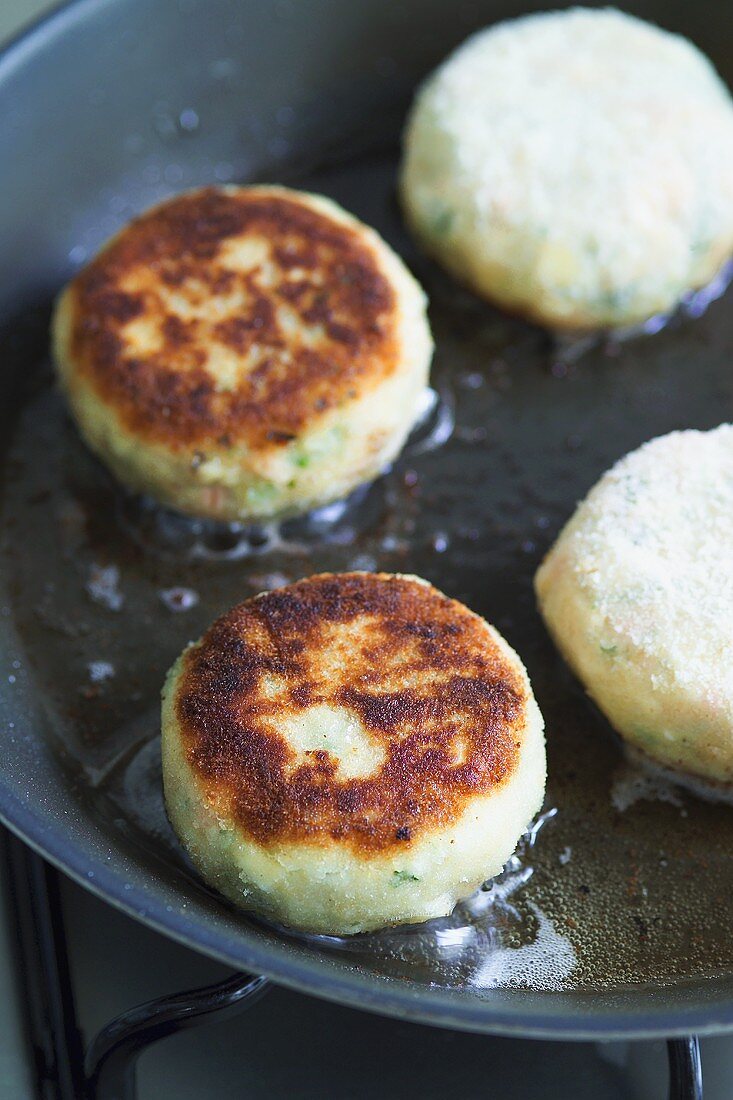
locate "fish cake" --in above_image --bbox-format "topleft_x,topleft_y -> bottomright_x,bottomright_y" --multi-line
536,425 -> 733,790
53,186 -> 432,520
400,8 -> 733,330
162,572 -> 546,934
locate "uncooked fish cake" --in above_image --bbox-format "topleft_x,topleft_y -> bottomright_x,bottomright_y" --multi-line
53,186 -> 432,521
162,572 -> 546,934
536,425 -> 733,791
401,8 -> 733,330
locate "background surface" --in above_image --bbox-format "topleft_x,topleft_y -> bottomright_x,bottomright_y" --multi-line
0,0 -> 54,42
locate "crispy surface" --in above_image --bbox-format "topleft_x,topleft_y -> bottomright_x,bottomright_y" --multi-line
174,573 -> 526,854
63,187 -> 399,450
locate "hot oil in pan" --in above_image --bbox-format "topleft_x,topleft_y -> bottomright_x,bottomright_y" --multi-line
3,147 -> 733,992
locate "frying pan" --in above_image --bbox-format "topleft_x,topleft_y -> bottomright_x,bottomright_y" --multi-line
2,0 -> 733,1043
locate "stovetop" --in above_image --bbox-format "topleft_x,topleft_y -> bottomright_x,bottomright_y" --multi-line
3,828 -> 733,1100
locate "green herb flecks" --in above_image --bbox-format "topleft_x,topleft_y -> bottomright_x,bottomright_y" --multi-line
392,870 -> 420,886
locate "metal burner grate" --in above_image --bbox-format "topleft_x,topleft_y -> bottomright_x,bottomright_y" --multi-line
4,831 -> 270,1100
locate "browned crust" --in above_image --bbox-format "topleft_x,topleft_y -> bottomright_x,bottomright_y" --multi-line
62,188 -> 400,451
173,573 -> 527,854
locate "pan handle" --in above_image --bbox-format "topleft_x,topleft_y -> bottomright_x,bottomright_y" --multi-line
667,1037 -> 702,1100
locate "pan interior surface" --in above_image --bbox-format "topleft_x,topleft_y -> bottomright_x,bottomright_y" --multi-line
1,0 -> 733,1038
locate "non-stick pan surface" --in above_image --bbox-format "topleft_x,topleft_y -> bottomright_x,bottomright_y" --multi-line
2,0 -> 733,1040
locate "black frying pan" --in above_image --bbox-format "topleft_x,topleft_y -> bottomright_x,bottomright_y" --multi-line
2,0 -> 733,1043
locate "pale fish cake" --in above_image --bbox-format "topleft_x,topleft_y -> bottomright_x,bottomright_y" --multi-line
536,425 -> 733,789
162,572 -> 546,934
400,8 -> 733,330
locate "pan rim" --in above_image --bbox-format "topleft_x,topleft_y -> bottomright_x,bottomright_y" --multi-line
2,0 -> 733,1041
5,790 -> 733,1041
7,792 -> 733,1038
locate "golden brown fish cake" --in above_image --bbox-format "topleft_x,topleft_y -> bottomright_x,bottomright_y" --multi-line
162,572 -> 546,933
53,187 -> 432,520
